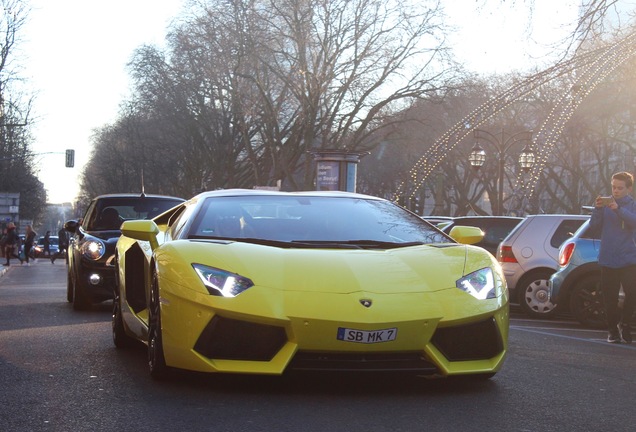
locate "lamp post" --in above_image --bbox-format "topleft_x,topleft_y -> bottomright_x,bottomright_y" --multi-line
632,155 -> 636,198
469,128 -> 534,215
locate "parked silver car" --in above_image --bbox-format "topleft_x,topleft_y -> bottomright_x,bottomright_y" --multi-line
497,214 -> 588,318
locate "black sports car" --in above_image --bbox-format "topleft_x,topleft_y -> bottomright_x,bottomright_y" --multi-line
64,193 -> 184,310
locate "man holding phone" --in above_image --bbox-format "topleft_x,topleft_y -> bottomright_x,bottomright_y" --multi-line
591,171 -> 636,343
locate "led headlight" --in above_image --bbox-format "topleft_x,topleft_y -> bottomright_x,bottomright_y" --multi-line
456,267 -> 497,300
80,239 -> 105,260
193,264 -> 254,297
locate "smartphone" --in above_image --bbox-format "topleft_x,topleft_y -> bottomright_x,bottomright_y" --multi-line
599,196 -> 614,206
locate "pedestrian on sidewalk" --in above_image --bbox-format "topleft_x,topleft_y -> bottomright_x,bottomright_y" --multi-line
590,171 -> 636,344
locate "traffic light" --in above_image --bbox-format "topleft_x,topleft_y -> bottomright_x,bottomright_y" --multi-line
65,149 -> 75,168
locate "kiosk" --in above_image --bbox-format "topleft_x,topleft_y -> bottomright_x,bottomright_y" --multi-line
309,149 -> 368,192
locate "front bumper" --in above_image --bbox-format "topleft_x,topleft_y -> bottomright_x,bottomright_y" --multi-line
157,283 -> 509,377
79,257 -> 116,302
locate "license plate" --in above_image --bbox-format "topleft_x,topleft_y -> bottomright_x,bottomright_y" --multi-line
337,327 -> 397,344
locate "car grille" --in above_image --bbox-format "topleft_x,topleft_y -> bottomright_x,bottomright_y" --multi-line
431,317 -> 504,361
288,352 -> 439,374
193,316 -> 287,361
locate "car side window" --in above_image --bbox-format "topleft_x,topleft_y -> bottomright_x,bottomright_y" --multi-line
81,201 -> 98,230
550,219 -> 587,248
170,204 -> 196,239
483,223 -> 513,244
580,224 -> 601,240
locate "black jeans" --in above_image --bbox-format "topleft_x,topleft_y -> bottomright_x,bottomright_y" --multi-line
601,265 -> 636,329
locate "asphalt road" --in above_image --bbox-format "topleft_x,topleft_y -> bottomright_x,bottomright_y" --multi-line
1,260 -> 635,432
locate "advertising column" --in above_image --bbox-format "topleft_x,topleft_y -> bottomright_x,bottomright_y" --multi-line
310,150 -> 368,192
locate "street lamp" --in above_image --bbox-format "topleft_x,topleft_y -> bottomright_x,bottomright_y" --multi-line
632,155 -> 636,198
469,128 -> 534,215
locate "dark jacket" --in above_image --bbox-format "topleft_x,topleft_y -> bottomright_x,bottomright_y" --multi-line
58,228 -> 68,248
4,227 -> 18,247
26,231 -> 37,248
590,194 -> 636,268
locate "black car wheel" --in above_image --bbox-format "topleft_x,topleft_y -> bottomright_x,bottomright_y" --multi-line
72,269 -> 91,311
148,271 -> 169,379
569,274 -> 606,329
112,293 -> 136,348
518,270 -> 559,318
66,267 -> 73,303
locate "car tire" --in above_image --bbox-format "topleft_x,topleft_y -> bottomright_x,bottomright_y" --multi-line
112,293 -> 136,348
568,274 -> 606,329
72,270 -> 91,311
148,271 -> 169,379
518,270 -> 559,318
66,267 -> 73,303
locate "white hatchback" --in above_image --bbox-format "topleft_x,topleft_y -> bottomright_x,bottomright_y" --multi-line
497,214 -> 588,318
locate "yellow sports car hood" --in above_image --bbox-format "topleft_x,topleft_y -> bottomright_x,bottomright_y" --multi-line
162,240 -> 497,295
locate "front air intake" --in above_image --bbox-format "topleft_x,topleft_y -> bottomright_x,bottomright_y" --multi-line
193,316 -> 287,361
431,317 -> 503,361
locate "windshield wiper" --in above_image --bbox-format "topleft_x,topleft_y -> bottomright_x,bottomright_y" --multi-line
291,240 -> 425,249
189,235 -> 290,247
189,236 -> 424,250
189,236 -> 328,248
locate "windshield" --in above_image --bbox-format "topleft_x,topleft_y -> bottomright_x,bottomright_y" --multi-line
188,195 -> 450,246
84,197 -> 184,231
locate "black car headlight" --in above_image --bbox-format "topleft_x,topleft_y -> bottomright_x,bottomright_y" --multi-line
193,264 -> 254,297
80,239 -> 105,260
456,267 -> 497,300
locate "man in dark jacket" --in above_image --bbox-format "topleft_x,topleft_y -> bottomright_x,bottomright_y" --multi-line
590,171 -> 636,344
51,227 -> 69,264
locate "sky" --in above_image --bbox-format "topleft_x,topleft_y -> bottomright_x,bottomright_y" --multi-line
23,0 -> 186,203
19,0 -> 580,204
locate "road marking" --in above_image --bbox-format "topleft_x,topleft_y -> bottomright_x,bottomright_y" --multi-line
511,325 -> 636,350
511,324 -> 603,334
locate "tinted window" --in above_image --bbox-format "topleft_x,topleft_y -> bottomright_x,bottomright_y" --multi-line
84,197 -> 184,231
579,221 -> 601,240
550,219 -> 587,248
188,195 -> 450,245
481,220 -> 520,245
81,200 -> 98,229
170,203 -> 195,240
501,217 -> 528,242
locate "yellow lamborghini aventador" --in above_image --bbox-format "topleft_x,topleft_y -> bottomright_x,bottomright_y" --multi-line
113,189 -> 508,380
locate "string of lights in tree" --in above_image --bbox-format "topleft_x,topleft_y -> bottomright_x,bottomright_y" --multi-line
393,30 -> 636,205
514,31 -> 636,203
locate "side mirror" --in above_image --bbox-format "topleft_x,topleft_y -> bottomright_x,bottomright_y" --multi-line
121,220 -> 160,249
64,220 -> 79,233
448,225 -> 484,245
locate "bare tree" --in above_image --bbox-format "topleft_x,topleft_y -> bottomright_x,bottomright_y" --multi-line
91,0 -> 455,194
0,0 -> 45,225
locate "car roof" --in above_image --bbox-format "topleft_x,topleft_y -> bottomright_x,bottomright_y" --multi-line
450,216 -> 523,221
421,216 -> 454,226
92,193 -> 184,200
523,214 -> 589,219
190,189 -> 386,201
501,213 -> 589,248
